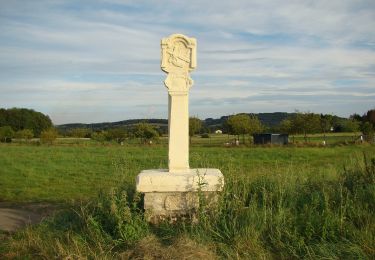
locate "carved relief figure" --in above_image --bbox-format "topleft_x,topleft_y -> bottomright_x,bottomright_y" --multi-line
167,41 -> 190,69
161,34 -> 196,92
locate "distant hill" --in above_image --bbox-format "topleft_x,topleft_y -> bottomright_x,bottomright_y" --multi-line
203,112 -> 294,129
57,118 -> 168,131
56,112 -> 295,132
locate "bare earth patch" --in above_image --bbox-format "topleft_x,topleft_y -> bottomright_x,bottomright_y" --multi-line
0,202 -> 58,233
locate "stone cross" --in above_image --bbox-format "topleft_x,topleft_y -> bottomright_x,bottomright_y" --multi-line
161,34 -> 197,173
136,34 -> 223,222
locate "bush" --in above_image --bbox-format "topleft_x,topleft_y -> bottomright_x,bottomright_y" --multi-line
361,122 -> 374,142
83,188 -> 149,245
134,123 -> 159,143
15,129 -> 34,140
106,128 -> 127,143
201,133 -> 210,138
91,131 -> 106,143
40,128 -> 58,144
0,125 -> 14,142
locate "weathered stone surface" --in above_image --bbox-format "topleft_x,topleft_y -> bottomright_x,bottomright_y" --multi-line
143,191 -> 219,223
136,168 -> 224,192
161,34 -> 196,92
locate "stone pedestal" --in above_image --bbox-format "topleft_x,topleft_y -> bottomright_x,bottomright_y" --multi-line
136,169 -> 224,222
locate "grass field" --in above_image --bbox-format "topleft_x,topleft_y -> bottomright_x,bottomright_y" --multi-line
0,142 -> 370,202
0,141 -> 374,259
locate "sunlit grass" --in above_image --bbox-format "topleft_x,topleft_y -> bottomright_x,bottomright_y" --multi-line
0,143 -> 374,258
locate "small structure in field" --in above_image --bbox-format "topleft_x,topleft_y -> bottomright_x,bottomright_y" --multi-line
253,133 -> 288,145
215,129 -> 222,134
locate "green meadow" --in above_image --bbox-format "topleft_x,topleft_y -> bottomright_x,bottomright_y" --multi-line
0,140 -> 374,259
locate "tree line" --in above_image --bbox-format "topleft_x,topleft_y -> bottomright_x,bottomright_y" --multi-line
199,110 -> 375,144
59,122 -> 160,144
222,110 -> 374,143
276,110 -> 375,142
1,107 -> 374,144
60,111 -> 375,142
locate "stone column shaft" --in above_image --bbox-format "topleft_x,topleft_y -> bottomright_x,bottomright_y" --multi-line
168,91 -> 189,172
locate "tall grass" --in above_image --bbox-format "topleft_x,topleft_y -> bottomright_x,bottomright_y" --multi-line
188,152 -> 375,258
2,150 -> 374,259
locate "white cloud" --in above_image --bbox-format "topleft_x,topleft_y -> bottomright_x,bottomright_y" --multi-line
0,0 -> 374,123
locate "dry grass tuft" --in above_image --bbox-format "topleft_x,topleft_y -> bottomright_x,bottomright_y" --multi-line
120,235 -> 217,260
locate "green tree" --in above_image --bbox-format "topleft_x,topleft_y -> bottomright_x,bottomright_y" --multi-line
320,114 -> 333,133
15,129 -> 34,141
278,118 -> 294,142
361,122 -> 374,142
290,112 -> 320,142
91,131 -> 107,143
0,108 -> 52,136
342,119 -> 360,132
0,126 -> 14,142
320,114 -> 334,143
366,109 -> 375,127
226,114 -> 250,143
248,114 -> 263,135
279,119 -> 292,134
40,128 -> 58,145
189,117 -> 202,143
33,112 -> 53,136
350,113 -> 363,122
333,118 -> 360,133
226,114 -> 263,144
0,108 -> 6,126
134,123 -> 159,143
106,128 -> 127,143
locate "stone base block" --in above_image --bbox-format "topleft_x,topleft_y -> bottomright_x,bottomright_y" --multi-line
136,168 -> 224,192
136,168 -> 224,223
143,191 -> 219,223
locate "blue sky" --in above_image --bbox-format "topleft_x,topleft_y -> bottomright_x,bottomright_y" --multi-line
1,0 -> 374,124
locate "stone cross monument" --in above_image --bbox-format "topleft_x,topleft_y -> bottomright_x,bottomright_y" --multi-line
161,34 -> 196,173
136,34 -> 224,222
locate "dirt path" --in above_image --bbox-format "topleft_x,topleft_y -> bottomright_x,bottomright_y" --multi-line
0,202 -> 57,233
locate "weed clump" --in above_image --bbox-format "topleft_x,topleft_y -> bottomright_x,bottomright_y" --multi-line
80,188 -> 148,246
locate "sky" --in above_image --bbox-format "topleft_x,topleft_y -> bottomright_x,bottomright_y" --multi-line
0,0 -> 374,124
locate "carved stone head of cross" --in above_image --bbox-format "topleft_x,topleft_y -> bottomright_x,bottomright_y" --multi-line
161,34 -> 196,93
